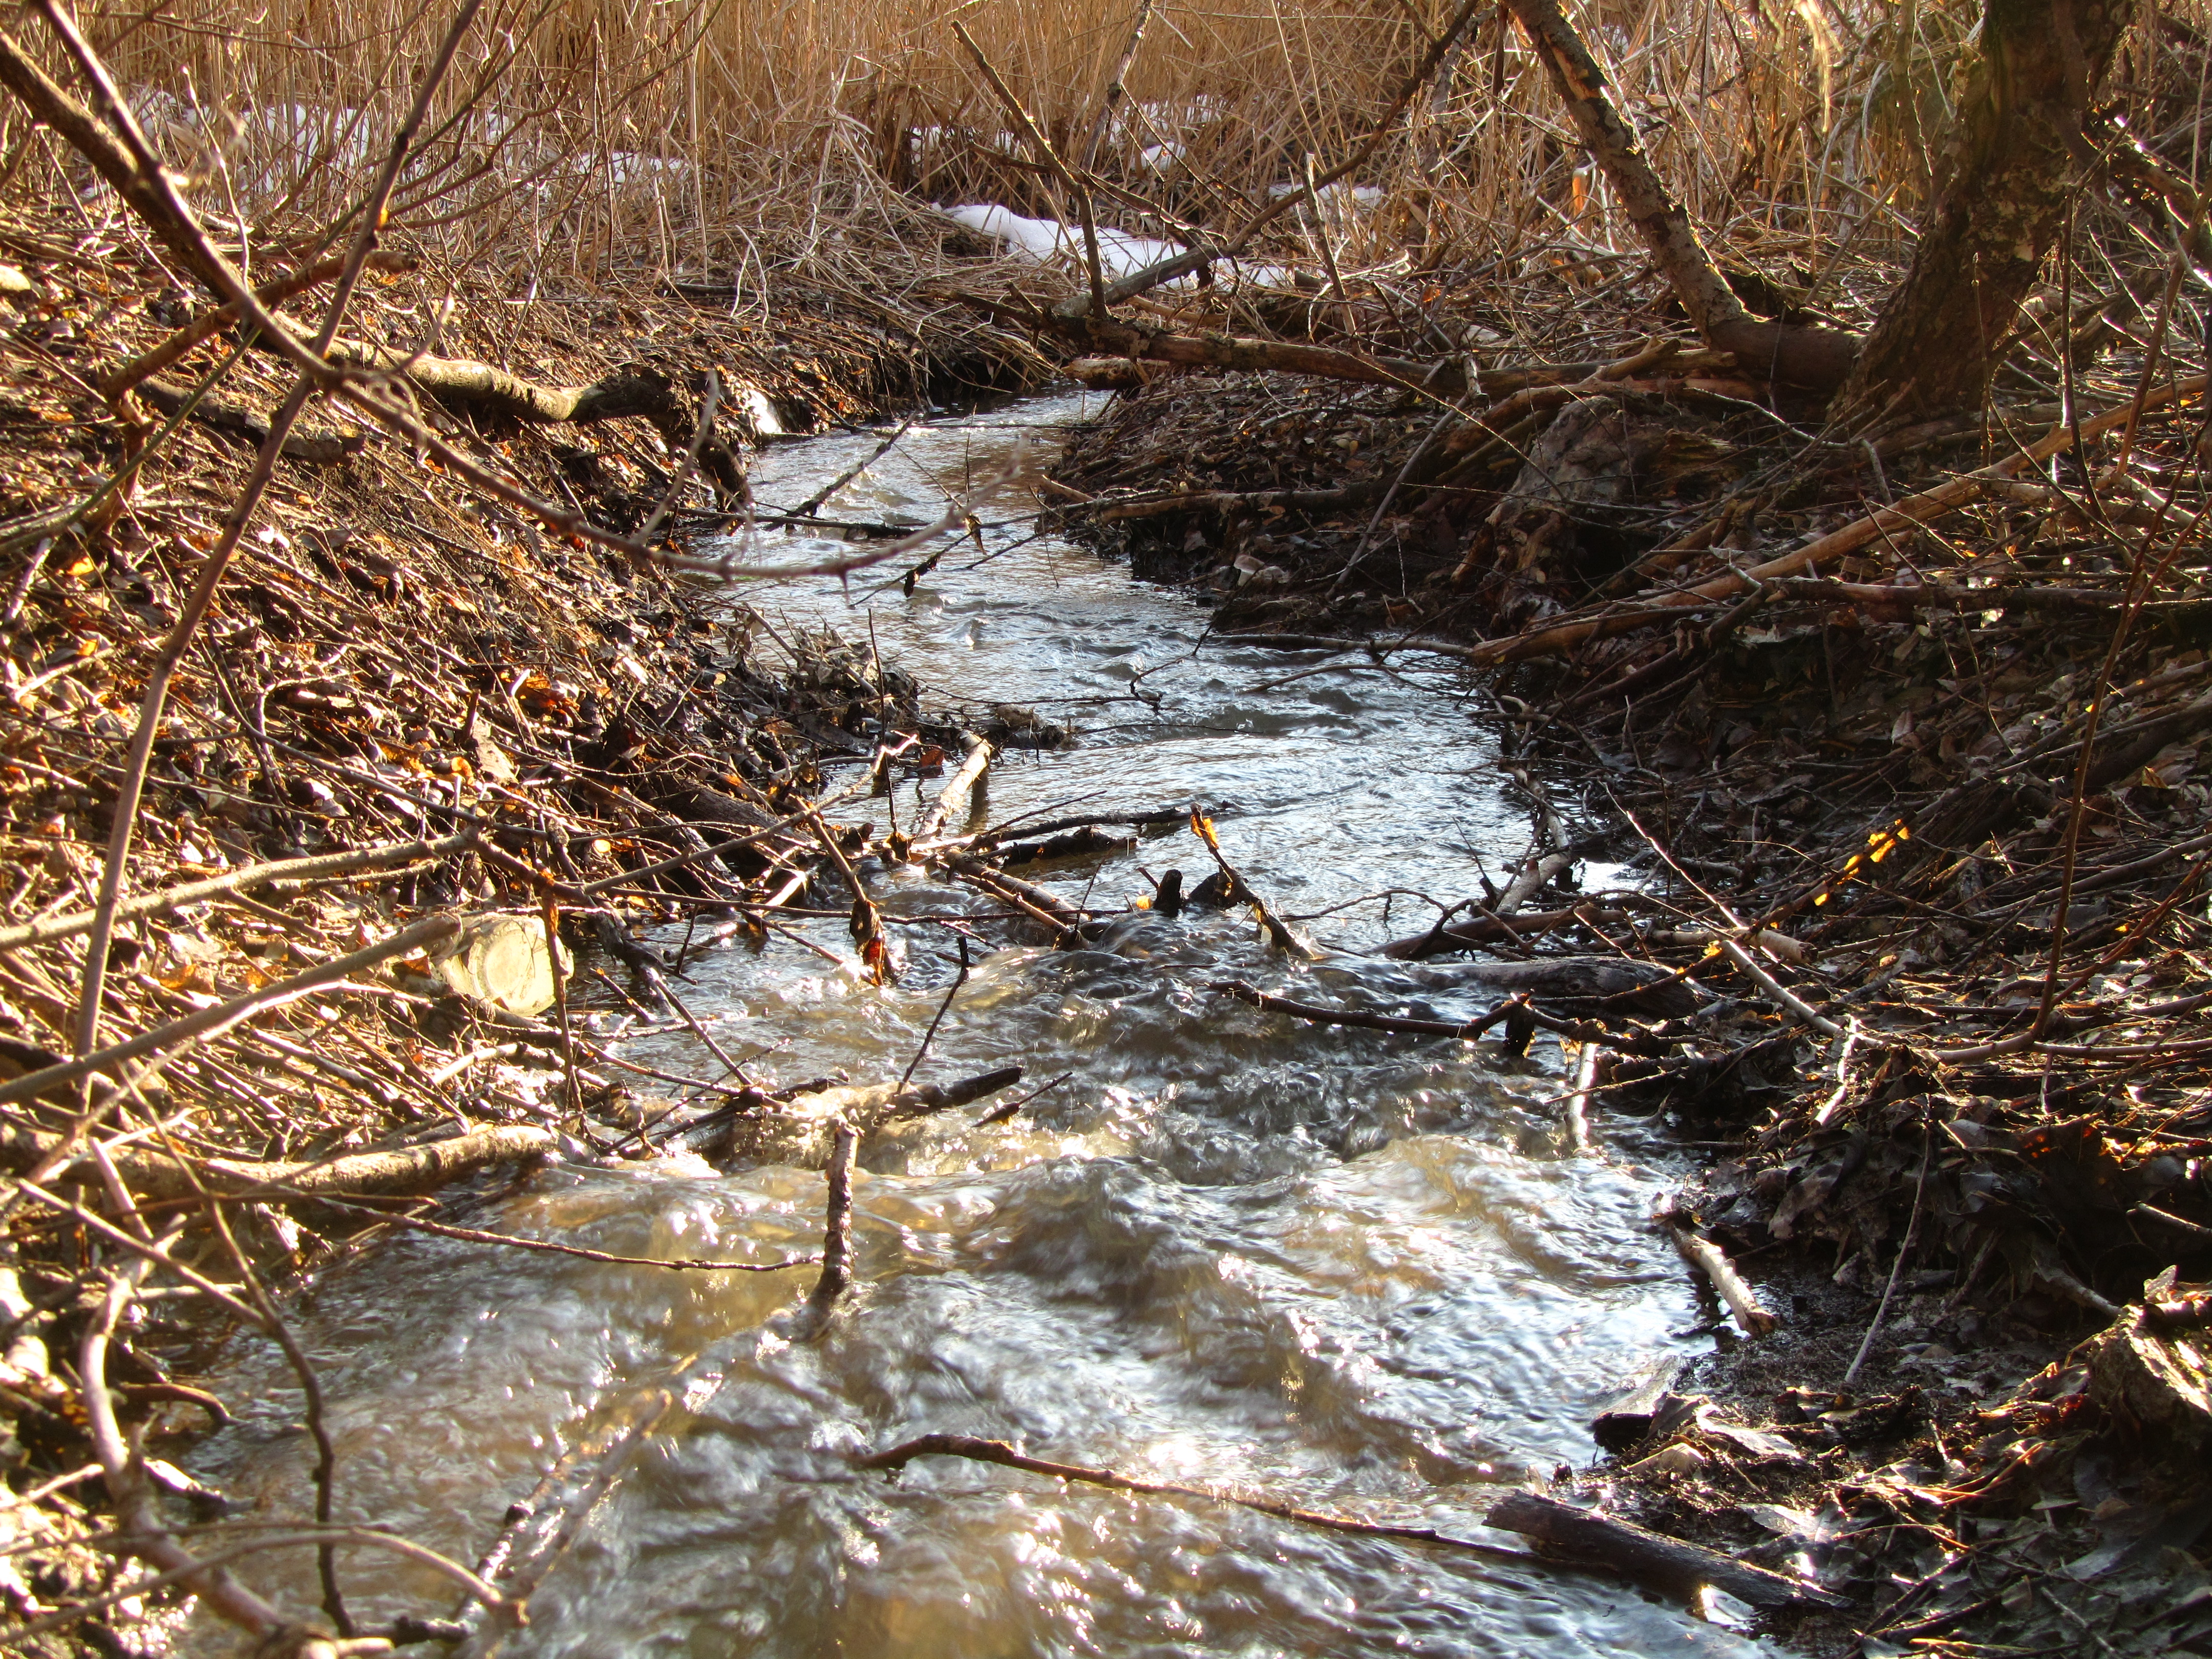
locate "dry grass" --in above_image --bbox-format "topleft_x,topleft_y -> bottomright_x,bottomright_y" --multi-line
1,1 -> 2205,367
7,0 -> 2193,323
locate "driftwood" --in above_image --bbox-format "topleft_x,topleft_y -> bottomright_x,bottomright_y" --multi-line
1670,1225 -> 1779,1336
1186,811 -> 1317,958
913,732 -> 991,841
703,1065 -> 1026,1168
1214,979 -> 1509,1042
1055,320 -> 1456,393
1484,1492 -> 1842,1607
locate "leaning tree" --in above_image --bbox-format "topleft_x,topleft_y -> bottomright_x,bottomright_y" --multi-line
1506,0 -> 2136,423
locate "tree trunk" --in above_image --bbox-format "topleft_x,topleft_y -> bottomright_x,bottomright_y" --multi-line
1502,0 -> 1860,392
1837,0 -> 2132,421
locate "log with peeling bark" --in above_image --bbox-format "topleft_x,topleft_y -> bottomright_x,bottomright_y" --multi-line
913,733 -> 992,841
4,1121 -> 556,1201
1484,1492 -> 1842,1607
1670,1225 -> 1778,1336
328,345 -> 750,502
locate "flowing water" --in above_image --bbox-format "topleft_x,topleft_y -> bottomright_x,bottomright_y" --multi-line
187,396 -> 1769,1657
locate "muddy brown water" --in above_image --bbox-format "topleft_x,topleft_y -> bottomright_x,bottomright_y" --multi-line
186,396 -> 1771,1656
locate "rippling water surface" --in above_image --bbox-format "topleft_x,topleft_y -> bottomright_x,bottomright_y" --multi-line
188,396 -> 1767,1657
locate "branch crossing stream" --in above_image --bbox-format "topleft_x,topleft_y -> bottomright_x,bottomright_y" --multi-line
188,395 -> 1773,1657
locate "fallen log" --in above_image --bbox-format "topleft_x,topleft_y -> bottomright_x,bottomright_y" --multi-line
326,344 -> 749,501
6,1121 -> 554,1202
1484,1491 -> 1842,1607
136,375 -> 363,463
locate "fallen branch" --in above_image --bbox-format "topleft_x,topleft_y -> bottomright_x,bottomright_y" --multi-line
1211,977 -> 1673,1053
1187,810 -> 1316,958
790,1121 -> 857,1342
856,1432 -> 1530,1561
1484,1491 -> 1840,1606
297,1192 -> 819,1270
9,1122 -> 554,1202
1467,374 -> 2211,664
0,913 -> 462,1108
912,732 -> 991,841
1669,1225 -> 1778,1336
705,1064 -> 1027,1167
0,832 -> 474,953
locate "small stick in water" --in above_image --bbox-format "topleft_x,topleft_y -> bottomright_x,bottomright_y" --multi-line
1669,1225 -> 1777,1336
793,1122 -> 857,1342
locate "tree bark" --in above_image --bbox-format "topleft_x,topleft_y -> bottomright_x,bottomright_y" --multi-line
1838,0 -> 2132,420
1501,0 -> 1861,392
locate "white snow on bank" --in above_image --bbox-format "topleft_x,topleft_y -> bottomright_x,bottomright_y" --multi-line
943,203 -> 1182,282
943,203 -> 1287,289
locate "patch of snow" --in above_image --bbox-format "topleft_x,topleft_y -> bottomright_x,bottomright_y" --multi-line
943,202 -> 1287,290
732,385 -> 783,439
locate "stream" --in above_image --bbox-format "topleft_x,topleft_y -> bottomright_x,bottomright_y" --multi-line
187,395 -> 1770,1658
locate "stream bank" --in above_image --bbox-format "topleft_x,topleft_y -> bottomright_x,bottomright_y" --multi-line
0,209 -> 1051,1649
1042,360 -> 2212,1656
5,189 -> 2210,1659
